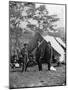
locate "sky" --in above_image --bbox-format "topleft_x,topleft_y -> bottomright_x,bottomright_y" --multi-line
36,4 -> 65,29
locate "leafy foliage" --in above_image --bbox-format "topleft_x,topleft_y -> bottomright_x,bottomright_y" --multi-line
9,1 -> 60,54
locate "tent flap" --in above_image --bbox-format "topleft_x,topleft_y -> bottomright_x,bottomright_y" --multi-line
42,35 -> 65,62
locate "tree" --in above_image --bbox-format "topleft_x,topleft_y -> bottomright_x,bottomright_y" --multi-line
9,1 -> 60,54
9,1 -> 23,52
27,5 -> 59,33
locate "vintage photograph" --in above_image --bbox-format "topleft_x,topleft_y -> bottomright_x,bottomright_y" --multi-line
9,1 -> 66,89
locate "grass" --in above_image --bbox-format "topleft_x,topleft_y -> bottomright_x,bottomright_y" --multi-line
9,64 -> 66,89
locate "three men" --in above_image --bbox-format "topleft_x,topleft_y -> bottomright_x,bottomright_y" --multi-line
12,40 -> 56,72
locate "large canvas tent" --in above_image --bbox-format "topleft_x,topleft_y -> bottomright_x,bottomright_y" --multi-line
42,35 -> 65,63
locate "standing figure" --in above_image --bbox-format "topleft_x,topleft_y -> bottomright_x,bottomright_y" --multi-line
47,42 -> 56,71
21,43 -> 29,71
47,42 -> 53,70
35,40 -> 42,71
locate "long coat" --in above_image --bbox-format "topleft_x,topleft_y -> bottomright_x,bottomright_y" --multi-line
35,40 -> 53,64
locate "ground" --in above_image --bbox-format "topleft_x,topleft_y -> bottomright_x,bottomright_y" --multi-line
9,64 -> 66,89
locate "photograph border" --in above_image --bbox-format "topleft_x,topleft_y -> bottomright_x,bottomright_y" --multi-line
9,1 -> 67,89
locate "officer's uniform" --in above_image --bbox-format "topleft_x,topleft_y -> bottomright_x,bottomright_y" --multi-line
21,45 -> 29,71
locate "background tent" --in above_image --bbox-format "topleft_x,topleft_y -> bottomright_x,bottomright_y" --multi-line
42,35 -> 65,63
